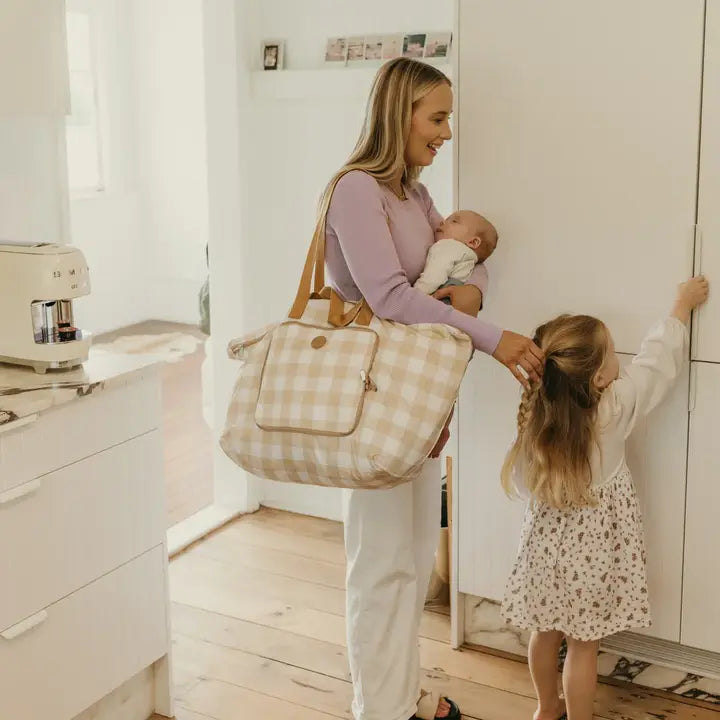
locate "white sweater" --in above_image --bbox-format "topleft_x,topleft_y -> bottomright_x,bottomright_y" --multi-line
413,238 -> 478,295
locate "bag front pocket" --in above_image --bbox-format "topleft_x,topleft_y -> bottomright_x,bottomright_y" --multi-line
255,321 -> 379,436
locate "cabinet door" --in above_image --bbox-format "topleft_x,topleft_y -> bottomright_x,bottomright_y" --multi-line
457,0 -> 704,354
625,360 -> 689,642
0,0 -> 69,115
694,0 -> 720,361
457,354 -> 524,601
682,362 -> 720,651
458,352 -> 688,644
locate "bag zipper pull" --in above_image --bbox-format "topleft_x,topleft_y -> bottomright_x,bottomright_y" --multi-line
360,370 -> 377,392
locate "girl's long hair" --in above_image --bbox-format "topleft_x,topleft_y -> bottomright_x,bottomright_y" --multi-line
501,314 -> 609,509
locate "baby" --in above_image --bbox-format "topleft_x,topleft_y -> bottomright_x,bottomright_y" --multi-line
414,210 -> 498,298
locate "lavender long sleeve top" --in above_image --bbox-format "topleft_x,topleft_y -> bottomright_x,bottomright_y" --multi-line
325,170 -> 504,355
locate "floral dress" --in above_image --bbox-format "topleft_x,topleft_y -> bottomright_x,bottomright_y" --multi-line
501,317 -> 688,641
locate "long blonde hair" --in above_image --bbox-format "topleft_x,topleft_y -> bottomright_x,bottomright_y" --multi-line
501,315 -> 609,509
318,58 -> 451,217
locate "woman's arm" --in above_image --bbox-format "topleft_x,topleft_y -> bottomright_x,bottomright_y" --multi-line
327,171 -> 504,354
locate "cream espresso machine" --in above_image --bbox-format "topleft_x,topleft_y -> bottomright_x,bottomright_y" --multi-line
0,243 -> 91,373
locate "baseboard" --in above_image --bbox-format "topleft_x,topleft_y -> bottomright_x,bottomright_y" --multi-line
602,632 -> 720,680
259,479 -> 344,521
167,503 -> 242,557
461,594 -> 720,705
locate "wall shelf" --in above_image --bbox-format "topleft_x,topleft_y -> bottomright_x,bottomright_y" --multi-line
251,63 -> 452,101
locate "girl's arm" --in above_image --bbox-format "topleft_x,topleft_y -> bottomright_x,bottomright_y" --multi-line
610,277 -> 708,437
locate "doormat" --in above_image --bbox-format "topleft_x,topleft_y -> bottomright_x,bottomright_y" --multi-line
92,332 -> 203,363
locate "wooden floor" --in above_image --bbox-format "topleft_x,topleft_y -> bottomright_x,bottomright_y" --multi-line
166,508 -> 718,720
96,320 -> 214,527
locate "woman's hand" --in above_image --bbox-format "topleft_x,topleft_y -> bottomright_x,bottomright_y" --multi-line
433,284 -> 483,316
493,331 -> 544,388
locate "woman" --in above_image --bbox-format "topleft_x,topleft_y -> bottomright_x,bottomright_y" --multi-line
322,58 -> 543,720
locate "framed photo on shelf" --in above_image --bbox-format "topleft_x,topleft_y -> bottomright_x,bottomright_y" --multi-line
382,34 -> 403,60
424,32 -> 452,60
347,36 -> 365,63
262,40 -> 284,70
364,35 -> 383,61
325,37 -> 348,63
402,33 -> 427,59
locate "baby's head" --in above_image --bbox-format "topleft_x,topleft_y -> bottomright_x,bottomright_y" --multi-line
437,210 -> 498,262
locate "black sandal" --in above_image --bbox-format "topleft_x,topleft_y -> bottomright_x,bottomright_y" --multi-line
411,694 -> 461,719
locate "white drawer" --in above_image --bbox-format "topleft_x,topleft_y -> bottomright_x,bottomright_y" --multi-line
0,431 -> 166,632
0,546 -> 168,720
0,368 -> 161,493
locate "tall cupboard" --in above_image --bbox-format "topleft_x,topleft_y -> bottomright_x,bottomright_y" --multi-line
456,0 -> 720,659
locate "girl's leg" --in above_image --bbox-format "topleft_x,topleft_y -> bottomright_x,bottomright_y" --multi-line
528,631 -> 566,720
562,637 -> 600,720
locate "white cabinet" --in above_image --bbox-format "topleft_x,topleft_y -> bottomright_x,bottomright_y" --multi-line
0,361 -> 172,720
625,361 -> 689,642
0,0 -> 70,116
457,353 -> 523,602
694,0 -> 720,362
0,432 -> 165,632
0,547 -> 167,720
456,0 -> 704,355
456,0 -> 720,655
682,362 -> 720,651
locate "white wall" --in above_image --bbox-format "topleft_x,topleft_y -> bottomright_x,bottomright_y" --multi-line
69,0 -> 209,335
205,0 -> 454,521
69,0 -> 148,334
132,0 -> 209,325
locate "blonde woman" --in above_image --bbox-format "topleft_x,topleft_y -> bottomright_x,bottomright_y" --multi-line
322,58 -> 543,720
500,277 -> 708,720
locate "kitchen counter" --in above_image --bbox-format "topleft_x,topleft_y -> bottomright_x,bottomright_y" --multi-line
0,349 -> 159,427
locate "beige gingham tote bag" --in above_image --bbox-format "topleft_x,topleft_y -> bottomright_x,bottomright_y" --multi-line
220,172 -> 473,489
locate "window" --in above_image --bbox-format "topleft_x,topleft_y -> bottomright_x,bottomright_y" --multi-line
65,10 -> 104,192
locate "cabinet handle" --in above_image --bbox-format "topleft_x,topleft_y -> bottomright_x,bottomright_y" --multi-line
691,225 -> 703,360
686,225 -> 696,278
0,413 -> 38,436
1,610 -> 48,640
689,363 -> 698,413
0,478 -> 41,506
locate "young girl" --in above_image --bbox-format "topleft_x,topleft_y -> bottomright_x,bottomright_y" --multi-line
500,276 -> 709,720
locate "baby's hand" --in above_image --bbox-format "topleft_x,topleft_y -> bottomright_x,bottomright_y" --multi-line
672,275 -> 709,324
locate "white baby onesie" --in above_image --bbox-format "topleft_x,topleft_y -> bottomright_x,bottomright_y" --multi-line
414,238 -> 478,295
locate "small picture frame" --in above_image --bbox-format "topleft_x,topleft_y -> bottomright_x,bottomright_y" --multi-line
262,40 -> 284,70
424,32 -> 452,60
382,34 -> 404,60
325,37 -> 348,64
402,33 -> 427,59
347,36 -> 366,63
364,35 -> 383,61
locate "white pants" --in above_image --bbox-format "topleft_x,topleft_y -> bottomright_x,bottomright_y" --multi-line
343,458 -> 442,720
